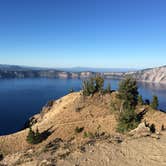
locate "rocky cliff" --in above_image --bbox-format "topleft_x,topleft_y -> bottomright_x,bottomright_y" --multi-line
129,66 -> 166,84
1,64 -> 166,84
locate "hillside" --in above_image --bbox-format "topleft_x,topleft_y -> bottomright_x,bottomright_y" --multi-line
0,91 -> 166,165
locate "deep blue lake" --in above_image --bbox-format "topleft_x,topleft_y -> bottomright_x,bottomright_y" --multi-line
0,78 -> 166,135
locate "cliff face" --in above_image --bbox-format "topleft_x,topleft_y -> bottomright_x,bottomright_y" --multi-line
0,70 -> 96,79
129,66 -> 166,83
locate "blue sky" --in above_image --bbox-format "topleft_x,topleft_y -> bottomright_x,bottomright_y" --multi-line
0,0 -> 166,69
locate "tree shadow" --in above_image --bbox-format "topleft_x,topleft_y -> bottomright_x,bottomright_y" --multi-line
39,127 -> 54,143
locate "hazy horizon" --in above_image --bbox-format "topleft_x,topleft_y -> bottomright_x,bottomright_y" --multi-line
0,0 -> 166,68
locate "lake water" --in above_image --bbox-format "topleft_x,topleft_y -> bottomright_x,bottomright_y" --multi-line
0,78 -> 166,135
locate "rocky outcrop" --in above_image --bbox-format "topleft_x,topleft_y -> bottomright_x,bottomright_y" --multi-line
129,122 -> 151,138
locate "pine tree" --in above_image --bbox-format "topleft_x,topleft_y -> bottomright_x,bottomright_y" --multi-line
151,95 -> 159,109
26,127 -> 36,144
106,83 -> 111,93
26,127 -> 42,144
118,77 -> 138,109
138,95 -> 143,105
82,76 -> 104,96
117,109 -> 139,133
94,75 -> 104,92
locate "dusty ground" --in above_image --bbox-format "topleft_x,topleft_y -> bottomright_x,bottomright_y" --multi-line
0,91 -> 166,166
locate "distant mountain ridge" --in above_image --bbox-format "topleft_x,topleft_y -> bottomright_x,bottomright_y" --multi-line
0,64 -> 166,84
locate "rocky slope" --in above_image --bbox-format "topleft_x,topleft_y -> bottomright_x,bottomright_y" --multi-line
0,92 -> 166,165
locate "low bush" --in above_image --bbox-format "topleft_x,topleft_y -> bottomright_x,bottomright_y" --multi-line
83,131 -> 94,139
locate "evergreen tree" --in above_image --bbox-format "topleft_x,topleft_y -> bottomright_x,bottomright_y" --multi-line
26,127 -> 36,144
82,76 -> 104,96
118,77 -> 138,109
117,109 -> 139,133
26,127 -> 42,144
94,75 -> 104,92
151,95 -> 159,109
138,95 -> 143,105
106,83 -> 111,93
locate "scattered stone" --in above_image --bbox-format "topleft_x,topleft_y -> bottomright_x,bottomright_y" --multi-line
151,134 -> 160,139
80,146 -> 86,153
39,159 -> 53,166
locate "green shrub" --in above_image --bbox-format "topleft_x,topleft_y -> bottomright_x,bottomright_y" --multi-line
83,131 -> 88,138
26,127 -> 42,144
117,109 -> 139,133
83,131 -> 94,138
138,95 -> 143,105
150,95 -> 159,109
104,83 -> 111,94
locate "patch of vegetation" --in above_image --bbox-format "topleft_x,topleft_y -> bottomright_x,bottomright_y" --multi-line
83,131 -> 95,139
75,126 -> 84,133
117,109 -> 140,133
118,76 -> 138,109
103,83 -> 111,94
82,75 -> 104,96
116,77 -> 140,133
150,95 -> 159,109
138,95 -> 144,105
27,127 -> 52,144
26,127 -> 42,144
